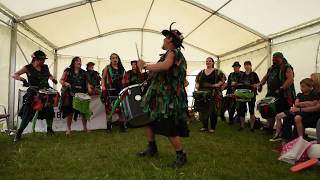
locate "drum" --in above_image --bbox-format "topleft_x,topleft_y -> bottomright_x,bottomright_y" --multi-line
257,97 -> 277,119
32,88 -> 59,110
234,89 -> 254,102
192,91 -> 211,112
119,84 -> 151,127
73,93 -> 92,118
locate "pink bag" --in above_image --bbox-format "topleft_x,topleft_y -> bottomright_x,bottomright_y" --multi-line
278,136 -> 313,164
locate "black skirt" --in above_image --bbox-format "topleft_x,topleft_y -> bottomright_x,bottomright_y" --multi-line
150,116 -> 189,137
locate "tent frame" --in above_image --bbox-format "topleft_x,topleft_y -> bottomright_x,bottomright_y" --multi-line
0,0 -> 319,130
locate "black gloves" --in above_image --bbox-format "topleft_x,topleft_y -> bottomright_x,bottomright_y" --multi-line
51,79 -> 58,84
21,78 -> 29,87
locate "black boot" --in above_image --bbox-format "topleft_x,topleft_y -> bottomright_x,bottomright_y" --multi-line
47,127 -> 54,136
14,130 -> 22,142
137,142 -> 158,157
168,152 -> 187,168
119,122 -> 127,133
106,122 -> 112,133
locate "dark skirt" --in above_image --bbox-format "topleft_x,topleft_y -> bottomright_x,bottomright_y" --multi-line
150,116 -> 189,137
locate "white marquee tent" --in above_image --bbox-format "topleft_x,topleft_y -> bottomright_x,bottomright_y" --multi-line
0,0 -> 319,130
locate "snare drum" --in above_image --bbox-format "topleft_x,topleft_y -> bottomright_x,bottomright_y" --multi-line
32,88 -> 59,110
234,89 -> 254,102
192,91 -> 211,112
257,97 -> 277,119
120,84 -> 151,127
73,93 -> 92,119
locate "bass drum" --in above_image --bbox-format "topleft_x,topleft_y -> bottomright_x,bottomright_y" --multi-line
120,84 -> 152,127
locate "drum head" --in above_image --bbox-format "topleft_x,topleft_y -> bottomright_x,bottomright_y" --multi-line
257,97 -> 276,105
74,93 -> 91,100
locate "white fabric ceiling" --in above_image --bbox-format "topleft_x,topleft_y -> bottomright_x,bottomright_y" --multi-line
0,0 -> 319,59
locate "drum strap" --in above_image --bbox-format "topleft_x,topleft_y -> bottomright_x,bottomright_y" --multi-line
107,66 -> 116,88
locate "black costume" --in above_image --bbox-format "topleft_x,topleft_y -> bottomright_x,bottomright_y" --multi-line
17,64 -> 54,137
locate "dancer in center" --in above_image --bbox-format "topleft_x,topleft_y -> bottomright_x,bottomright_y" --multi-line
137,22 -> 189,168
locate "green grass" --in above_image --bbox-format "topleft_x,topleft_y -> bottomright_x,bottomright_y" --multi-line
0,120 -> 319,180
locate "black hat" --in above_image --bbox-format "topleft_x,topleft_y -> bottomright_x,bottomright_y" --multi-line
86,62 -> 95,70
232,61 -> 241,67
130,60 -> 138,65
87,62 -> 95,66
161,22 -> 184,48
31,50 -> 47,60
244,61 -> 251,65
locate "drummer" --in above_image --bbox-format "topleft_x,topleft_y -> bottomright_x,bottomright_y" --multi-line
258,52 -> 295,131
136,23 -> 189,168
236,61 -> 260,131
86,62 -> 101,96
101,53 -> 126,132
12,50 -> 58,142
59,56 -> 90,135
122,60 -> 147,87
224,61 -> 244,124
195,57 -> 226,133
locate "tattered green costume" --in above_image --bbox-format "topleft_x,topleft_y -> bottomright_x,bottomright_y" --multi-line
142,49 -> 189,137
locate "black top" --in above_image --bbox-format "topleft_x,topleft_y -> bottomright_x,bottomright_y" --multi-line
226,71 -> 244,94
25,64 -> 50,89
266,66 -> 282,96
87,70 -> 101,87
64,68 -> 87,93
197,69 -> 225,91
238,71 -> 260,93
296,91 -> 319,102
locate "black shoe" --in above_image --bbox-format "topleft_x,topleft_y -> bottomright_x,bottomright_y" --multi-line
168,153 -> 187,168
106,122 -> 112,133
136,145 -> 158,157
14,132 -> 22,142
47,127 -> 54,136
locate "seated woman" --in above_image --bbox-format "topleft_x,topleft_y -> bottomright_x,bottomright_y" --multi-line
270,78 -> 318,141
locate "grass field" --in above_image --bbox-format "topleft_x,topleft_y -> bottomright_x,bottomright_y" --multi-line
0,120 -> 319,179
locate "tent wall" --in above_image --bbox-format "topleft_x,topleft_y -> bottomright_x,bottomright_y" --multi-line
0,24 -> 11,112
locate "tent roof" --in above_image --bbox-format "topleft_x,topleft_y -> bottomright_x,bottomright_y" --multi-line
0,0 -> 319,59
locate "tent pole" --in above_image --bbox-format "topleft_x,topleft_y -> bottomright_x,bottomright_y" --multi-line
53,49 -> 58,89
267,40 -> 272,68
17,42 -> 29,64
315,40 -> 320,73
217,56 -> 221,69
8,21 -> 17,130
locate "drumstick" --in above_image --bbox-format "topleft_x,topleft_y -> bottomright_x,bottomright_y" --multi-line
135,42 -> 140,60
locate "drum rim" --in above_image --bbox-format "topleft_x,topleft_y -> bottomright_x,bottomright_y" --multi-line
119,84 -> 141,95
74,92 -> 91,100
257,97 -> 277,106
235,89 -> 252,92
38,88 -> 58,94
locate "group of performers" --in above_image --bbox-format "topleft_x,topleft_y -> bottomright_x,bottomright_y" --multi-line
10,22 -> 320,168
12,22 -> 189,168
